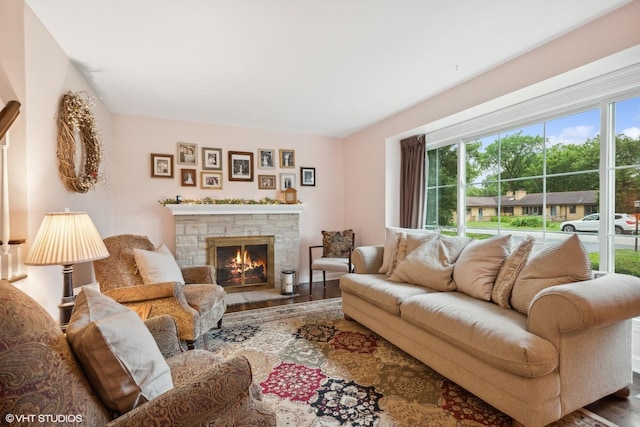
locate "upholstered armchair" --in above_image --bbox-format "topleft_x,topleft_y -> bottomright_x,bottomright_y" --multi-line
0,280 -> 275,426
93,234 -> 226,349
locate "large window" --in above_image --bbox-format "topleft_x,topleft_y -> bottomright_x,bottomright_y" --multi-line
425,93 -> 640,275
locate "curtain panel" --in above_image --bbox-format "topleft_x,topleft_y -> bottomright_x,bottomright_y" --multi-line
400,135 -> 426,228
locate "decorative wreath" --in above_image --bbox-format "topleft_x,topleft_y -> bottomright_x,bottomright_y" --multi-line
57,91 -> 103,193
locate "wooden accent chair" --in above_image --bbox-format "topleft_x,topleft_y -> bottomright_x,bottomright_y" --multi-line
93,234 -> 226,349
309,229 -> 355,294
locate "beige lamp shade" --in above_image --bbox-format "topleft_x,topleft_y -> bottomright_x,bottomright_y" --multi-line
25,211 -> 109,266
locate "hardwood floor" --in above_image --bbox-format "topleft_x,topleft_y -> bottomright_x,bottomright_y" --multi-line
227,279 -> 640,426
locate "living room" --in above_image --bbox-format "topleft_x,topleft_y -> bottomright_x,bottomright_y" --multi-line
1,0 -> 637,319
2,0 -> 640,425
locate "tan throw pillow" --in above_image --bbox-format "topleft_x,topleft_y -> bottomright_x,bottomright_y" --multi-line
133,244 -> 185,284
390,235 -> 471,291
387,232 -> 438,277
510,234 -> 593,315
378,227 -> 438,274
66,286 -> 173,414
453,234 -> 512,301
322,229 -> 354,258
491,235 -> 535,308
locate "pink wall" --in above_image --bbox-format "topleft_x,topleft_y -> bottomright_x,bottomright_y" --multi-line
110,114 -> 344,282
343,0 -> 640,246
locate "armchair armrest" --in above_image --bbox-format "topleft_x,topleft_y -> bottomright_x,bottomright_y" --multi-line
528,273 -> 640,347
144,315 -> 183,359
352,245 -> 384,273
182,265 -> 216,284
103,282 -> 182,303
107,355 -> 275,427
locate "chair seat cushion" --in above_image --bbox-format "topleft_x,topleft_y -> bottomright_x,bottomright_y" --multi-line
183,284 -> 226,313
311,257 -> 352,272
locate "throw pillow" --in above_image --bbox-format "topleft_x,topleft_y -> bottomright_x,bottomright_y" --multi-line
387,232 -> 439,277
378,227 -> 438,274
390,234 -> 471,291
491,235 -> 535,308
453,234 -> 512,301
322,229 -> 354,258
133,244 -> 185,284
66,286 -> 173,414
510,234 -> 593,315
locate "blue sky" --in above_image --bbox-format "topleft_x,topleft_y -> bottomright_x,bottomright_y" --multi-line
478,95 -> 640,147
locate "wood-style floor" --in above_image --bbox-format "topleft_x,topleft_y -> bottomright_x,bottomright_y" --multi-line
227,279 -> 640,427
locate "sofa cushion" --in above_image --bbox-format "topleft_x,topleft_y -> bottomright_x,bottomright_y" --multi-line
340,273 -> 433,315
491,235 -> 535,308
387,232 -> 438,277
67,286 -> 174,414
401,292 -> 558,378
390,235 -> 471,291
379,227 -> 438,274
134,243 -> 185,285
453,234 -> 512,301
511,234 -> 592,315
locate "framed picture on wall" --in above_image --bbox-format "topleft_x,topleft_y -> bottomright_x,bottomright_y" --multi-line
279,149 -> 295,168
177,142 -> 197,165
228,151 -> 254,181
201,172 -> 223,189
150,153 -> 174,178
202,147 -> 222,170
180,168 -> 196,186
258,174 -> 276,189
300,167 -> 315,186
280,173 -> 296,190
257,148 -> 275,169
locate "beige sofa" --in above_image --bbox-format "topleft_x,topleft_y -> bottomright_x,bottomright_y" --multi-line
340,232 -> 640,427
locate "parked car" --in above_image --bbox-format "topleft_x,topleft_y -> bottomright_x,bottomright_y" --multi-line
560,213 -> 637,234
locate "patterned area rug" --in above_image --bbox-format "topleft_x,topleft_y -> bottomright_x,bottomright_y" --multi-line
204,300 -> 618,427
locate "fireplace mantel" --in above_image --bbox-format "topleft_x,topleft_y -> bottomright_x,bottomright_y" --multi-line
165,204 -> 303,216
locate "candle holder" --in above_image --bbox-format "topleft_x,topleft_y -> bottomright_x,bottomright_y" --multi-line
280,269 -> 297,295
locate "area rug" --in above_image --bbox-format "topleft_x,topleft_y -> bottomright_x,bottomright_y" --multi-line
225,288 -> 300,306
204,300 -> 617,427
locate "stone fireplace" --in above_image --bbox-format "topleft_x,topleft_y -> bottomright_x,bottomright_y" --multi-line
167,204 -> 302,292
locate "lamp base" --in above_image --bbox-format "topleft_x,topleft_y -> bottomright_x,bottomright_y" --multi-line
59,264 -> 76,332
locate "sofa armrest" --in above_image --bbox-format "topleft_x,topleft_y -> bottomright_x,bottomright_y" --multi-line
107,355 -> 275,427
528,273 -> 640,346
352,245 -> 384,273
182,265 -> 216,284
144,315 -> 183,359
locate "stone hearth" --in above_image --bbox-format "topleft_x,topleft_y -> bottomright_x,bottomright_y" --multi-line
167,204 -> 302,289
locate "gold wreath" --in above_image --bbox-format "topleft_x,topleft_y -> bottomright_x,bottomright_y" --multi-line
57,92 -> 103,193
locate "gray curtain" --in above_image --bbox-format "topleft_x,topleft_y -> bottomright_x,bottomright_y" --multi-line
400,135 -> 426,228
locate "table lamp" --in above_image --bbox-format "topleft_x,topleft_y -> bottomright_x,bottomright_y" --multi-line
25,210 -> 109,330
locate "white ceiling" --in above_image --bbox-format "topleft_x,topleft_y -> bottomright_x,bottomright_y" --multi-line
26,0 -> 630,137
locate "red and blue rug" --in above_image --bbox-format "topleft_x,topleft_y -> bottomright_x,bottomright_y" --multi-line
204,300 -> 616,426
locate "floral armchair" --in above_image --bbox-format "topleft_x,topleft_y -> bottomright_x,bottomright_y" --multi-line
0,280 -> 276,426
93,234 -> 226,349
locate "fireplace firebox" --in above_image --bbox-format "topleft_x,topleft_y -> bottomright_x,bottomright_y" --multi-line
207,236 -> 274,292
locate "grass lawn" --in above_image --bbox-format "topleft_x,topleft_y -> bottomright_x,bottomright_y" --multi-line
589,249 -> 640,276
